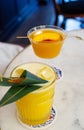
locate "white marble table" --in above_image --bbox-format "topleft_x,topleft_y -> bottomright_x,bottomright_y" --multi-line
0,29 -> 84,130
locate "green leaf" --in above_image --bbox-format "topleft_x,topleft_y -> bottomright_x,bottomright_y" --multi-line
16,70 -> 48,87
0,84 -> 42,107
0,70 -> 48,107
0,77 -> 15,87
0,70 -> 48,87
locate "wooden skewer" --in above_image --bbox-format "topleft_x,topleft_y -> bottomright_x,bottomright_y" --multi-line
16,36 -> 84,40
16,36 -> 28,38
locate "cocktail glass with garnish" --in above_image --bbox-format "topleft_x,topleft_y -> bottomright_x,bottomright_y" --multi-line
11,62 -> 56,127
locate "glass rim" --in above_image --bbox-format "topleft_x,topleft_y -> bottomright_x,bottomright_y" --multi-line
27,25 -> 65,36
11,62 -> 56,93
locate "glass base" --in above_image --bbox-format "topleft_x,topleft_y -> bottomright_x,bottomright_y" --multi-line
17,107 -> 57,129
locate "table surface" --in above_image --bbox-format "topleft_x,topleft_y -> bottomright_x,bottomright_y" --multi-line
0,29 -> 84,130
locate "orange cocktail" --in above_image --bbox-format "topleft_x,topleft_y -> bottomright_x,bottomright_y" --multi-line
11,62 -> 56,126
28,25 -> 66,58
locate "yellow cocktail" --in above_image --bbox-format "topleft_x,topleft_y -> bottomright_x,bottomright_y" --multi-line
11,62 -> 56,126
28,25 -> 66,58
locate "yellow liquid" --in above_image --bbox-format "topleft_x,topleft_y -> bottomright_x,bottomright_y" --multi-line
11,62 -> 56,126
28,29 -> 65,58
